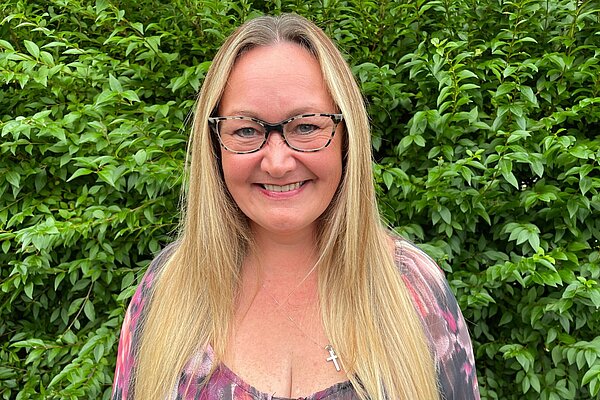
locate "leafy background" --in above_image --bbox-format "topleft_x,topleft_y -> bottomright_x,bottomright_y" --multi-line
1,0 -> 599,399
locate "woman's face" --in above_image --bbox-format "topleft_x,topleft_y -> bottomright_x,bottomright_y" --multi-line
218,42 -> 343,239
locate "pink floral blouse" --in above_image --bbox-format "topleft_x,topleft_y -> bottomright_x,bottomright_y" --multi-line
112,239 -> 480,399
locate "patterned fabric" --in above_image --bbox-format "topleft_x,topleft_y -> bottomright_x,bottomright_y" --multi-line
112,239 -> 480,399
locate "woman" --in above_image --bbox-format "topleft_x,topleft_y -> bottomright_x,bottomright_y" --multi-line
112,14 -> 479,400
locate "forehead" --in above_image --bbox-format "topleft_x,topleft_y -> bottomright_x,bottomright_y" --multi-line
219,42 -> 335,118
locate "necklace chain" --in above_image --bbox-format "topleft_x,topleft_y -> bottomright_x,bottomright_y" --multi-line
266,260 -> 320,310
252,255 -> 342,372
261,280 -> 342,372
261,283 -> 322,349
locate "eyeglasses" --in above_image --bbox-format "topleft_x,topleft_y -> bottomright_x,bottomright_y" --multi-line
208,113 -> 343,154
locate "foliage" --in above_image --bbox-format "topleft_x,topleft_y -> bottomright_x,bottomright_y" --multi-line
1,0 -> 599,399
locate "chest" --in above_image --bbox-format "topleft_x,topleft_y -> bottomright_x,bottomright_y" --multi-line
221,288 -> 347,398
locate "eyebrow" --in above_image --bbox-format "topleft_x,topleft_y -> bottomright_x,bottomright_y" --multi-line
222,106 -> 334,120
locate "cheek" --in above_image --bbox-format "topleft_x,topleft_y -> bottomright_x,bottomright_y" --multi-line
220,154 -> 243,191
220,153 -> 260,201
317,151 -> 343,199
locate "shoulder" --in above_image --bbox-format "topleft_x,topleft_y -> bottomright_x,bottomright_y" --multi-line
393,238 -> 451,315
112,242 -> 179,400
394,238 -> 447,293
391,236 -> 480,399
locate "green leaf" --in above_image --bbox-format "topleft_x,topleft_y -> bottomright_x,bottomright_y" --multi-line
459,83 -> 480,91
528,232 -> 540,250
580,177 -> 592,195
24,282 -> 33,299
530,374 -> 541,392
440,207 -> 451,224
108,73 -> 123,93
567,200 -> 578,219
0,367 -> 16,379
499,159 -> 519,188
120,272 -> 135,290
382,171 -> 393,190
24,40 -> 39,58
520,86 -> 538,106
83,300 -> 95,321
568,242 -> 591,251
413,134 -> 426,147
63,48 -> 86,55
122,90 -> 141,102
93,343 -> 104,362
496,82 -> 516,97
25,348 -> 45,364
547,328 -> 557,344
68,298 -> 84,316
96,90 -> 116,105
529,157 -> 544,177
12,338 -> 46,348
95,0 -> 110,13
117,286 -> 137,302
583,365 -> 600,385
131,22 -> 144,34
0,39 -> 15,50
499,312 -> 513,326
457,69 -> 478,80
503,65 -> 517,78
98,167 -> 116,188
507,130 -> 531,144
6,171 -> 20,187
54,272 -> 66,290
67,168 -> 94,181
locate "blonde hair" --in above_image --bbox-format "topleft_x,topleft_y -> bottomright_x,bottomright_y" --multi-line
134,14 -> 439,400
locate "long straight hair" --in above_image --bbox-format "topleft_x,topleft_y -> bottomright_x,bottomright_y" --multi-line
134,14 -> 439,400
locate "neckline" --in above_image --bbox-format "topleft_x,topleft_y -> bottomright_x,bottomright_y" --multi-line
217,362 -> 352,400
206,345 -> 352,399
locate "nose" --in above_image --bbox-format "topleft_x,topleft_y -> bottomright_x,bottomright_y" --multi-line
260,132 -> 296,178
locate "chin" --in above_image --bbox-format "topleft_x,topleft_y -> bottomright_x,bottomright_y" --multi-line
252,218 -> 316,236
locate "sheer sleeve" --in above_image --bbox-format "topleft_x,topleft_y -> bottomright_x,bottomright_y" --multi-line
111,245 -> 175,400
395,239 -> 480,399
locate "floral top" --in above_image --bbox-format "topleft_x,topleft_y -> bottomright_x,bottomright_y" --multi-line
112,239 -> 480,399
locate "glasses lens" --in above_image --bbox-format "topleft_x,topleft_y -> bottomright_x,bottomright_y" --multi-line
284,115 -> 335,151
218,118 -> 265,152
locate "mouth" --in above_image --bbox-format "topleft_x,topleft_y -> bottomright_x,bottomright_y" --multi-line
261,181 -> 306,192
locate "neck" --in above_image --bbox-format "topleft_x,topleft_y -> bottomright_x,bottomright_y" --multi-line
248,223 -> 319,279
236,224 -> 321,324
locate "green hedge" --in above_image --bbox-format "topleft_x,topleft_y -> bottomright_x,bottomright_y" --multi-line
1,0 -> 599,399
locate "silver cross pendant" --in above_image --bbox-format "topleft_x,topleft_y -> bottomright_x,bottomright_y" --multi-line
325,345 -> 341,371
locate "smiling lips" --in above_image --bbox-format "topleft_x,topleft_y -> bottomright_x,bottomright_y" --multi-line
262,181 -> 305,192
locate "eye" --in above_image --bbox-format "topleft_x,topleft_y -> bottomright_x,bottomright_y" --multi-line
233,127 -> 261,138
294,123 -> 320,135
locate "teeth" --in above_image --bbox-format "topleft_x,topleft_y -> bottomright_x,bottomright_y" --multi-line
263,182 -> 303,192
